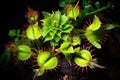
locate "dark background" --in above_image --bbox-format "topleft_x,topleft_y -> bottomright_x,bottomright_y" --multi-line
0,0 -> 120,80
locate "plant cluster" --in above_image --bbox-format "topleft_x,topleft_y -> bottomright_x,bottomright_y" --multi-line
1,0 -> 119,80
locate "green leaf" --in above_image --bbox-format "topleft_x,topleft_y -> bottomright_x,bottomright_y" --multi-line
37,68 -> 45,76
54,34 -> 60,42
44,34 -> 53,42
60,41 -> 71,50
58,41 -> 73,55
74,49 -> 92,67
95,1 -> 100,8
79,49 -> 92,61
61,33 -> 69,41
85,29 -> 104,49
84,4 -> 93,12
74,47 -> 80,53
63,24 -> 73,33
71,36 -> 81,46
33,68 -> 45,77
74,57 -> 89,67
56,30 -> 62,38
60,14 -> 69,26
87,15 -> 101,31
91,41 -> 101,49
17,45 -> 32,61
42,27 -> 49,37
104,24 -> 120,30
59,0 -> 66,7
8,29 -> 16,38
49,30 -> 56,39
16,29 -> 20,36
37,52 -> 51,66
37,52 -> 58,70
43,57 -> 58,69
61,46 -> 74,55
53,11 -> 61,27
41,10 -> 73,43
26,22 -> 42,40
41,17 -> 52,27
67,7 -> 80,20
42,11 -> 51,18
82,0 -> 88,8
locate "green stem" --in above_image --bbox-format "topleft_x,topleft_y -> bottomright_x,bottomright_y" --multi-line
33,68 -> 45,80
33,70 -> 39,80
52,43 -> 55,54
84,3 -> 112,17
90,61 -> 106,69
74,0 -> 80,9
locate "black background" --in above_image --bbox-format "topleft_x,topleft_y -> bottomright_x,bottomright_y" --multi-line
0,0 -> 120,80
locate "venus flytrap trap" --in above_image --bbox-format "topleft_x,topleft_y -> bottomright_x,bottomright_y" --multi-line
85,15 -> 103,49
74,49 -> 92,67
26,22 -> 42,40
73,49 -> 105,72
33,51 -> 58,78
17,45 -> 32,61
66,0 -> 80,20
1,0 -> 120,80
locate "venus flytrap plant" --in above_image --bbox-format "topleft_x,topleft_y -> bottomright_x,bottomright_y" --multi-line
1,0 -> 120,80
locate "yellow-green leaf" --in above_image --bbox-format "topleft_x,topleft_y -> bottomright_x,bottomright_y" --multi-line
43,57 -> 58,69
26,22 -> 42,40
17,45 -> 32,61
37,52 -> 51,66
87,15 -> 101,31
